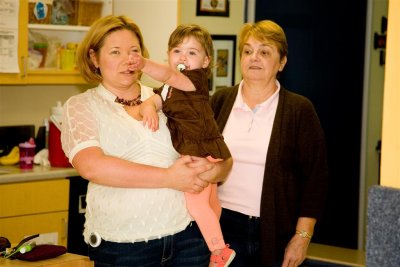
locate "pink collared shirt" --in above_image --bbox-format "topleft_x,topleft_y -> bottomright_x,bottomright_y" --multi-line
218,80 -> 280,217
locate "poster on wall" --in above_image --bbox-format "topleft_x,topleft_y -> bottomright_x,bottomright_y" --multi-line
196,0 -> 229,17
0,0 -> 20,73
209,35 -> 236,94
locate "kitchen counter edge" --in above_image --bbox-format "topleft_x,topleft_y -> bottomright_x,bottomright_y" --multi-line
0,165 -> 79,184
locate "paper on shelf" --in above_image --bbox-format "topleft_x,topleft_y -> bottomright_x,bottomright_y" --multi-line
0,0 -> 20,73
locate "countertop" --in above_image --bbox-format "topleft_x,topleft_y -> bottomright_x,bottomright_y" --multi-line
0,253 -> 93,266
0,165 -> 79,184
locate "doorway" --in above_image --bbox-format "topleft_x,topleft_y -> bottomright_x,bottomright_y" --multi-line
255,0 -> 367,249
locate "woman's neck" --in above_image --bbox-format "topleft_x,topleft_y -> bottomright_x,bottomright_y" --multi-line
104,82 -> 141,100
241,79 -> 278,109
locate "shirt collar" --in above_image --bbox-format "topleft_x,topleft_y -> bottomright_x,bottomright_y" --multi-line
233,80 -> 281,111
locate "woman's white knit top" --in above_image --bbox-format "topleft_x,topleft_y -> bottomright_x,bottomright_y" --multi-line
61,84 -> 191,243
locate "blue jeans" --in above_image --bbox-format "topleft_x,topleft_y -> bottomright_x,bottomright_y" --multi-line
220,208 -> 262,267
88,222 -> 209,267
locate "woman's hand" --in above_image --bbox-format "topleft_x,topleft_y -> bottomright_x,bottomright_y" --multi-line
282,217 -> 315,267
166,155 -> 212,193
281,234 -> 310,267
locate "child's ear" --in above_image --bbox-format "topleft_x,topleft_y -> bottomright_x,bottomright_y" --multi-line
202,56 -> 211,68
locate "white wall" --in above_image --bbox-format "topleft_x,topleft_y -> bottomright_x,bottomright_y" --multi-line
380,0 -> 400,187
113,0 -> 178,87
179,0 -> 245,85
0,85 -> 87,131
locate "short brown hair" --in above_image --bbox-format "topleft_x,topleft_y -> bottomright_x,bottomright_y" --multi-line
76,15 -> 149,84
238,20 -> 288,60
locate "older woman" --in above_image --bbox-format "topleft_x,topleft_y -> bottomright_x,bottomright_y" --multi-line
61,15 -> 230,266
210,20 -> 329,267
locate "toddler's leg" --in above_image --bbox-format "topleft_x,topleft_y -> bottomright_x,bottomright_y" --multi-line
206,155 -> 222,218
185,185 -> 225,252
209,183 -> 222,219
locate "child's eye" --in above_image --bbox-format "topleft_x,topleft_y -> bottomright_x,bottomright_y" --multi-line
189,51 -> 197,56
111,50 -> 120,55
172,48 -> 181,54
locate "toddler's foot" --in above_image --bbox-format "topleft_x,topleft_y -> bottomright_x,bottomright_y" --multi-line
209,244 -> 235,267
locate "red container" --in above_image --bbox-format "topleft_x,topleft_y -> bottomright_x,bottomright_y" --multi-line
48,121 -> 71,167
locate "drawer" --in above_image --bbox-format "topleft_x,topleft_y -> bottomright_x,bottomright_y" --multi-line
0,211 -> 68,247
0,179 -> 69,217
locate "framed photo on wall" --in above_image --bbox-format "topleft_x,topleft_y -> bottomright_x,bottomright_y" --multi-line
196,0 -> 229,17
209,35 -> 236,94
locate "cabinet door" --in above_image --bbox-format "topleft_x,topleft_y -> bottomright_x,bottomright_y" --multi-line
0,179 -> 69,217
0,0 -> 28,84
0,211 -> 68,247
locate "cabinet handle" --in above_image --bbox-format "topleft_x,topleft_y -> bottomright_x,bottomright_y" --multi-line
61,217 -> 68,241
21,56 -> 27,78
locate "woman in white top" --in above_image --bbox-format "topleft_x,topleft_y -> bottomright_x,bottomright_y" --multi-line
61,15 -> 231,267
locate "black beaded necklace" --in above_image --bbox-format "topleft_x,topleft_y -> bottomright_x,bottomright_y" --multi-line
114,95 -> 142,106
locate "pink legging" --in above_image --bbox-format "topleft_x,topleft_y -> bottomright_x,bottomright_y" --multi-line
184,157 -> 226,252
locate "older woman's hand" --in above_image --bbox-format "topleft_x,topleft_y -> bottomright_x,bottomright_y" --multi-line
282,234 -> 310,267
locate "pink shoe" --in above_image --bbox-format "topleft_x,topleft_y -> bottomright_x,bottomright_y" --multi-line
210,244 -> 236,267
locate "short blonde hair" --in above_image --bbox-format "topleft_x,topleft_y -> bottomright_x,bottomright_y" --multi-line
168,24 -> 214,77
76,15 -> 149,84
238,20 -> 288,60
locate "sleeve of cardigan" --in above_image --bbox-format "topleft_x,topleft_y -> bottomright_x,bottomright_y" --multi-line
296,98 -> 329,220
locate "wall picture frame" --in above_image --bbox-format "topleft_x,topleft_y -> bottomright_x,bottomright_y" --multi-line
196,0 -> 229,17
209,34 -> 236,94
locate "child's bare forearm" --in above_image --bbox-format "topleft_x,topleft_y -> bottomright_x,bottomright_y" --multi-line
143,59 -> 195,91
139,94 -> 162,115
129,54 -> 195,91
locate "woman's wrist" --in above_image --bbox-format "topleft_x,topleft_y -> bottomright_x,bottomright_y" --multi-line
295,229 -> 313,239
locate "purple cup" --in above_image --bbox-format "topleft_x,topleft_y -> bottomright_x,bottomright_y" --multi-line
19,142 -> 36,169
